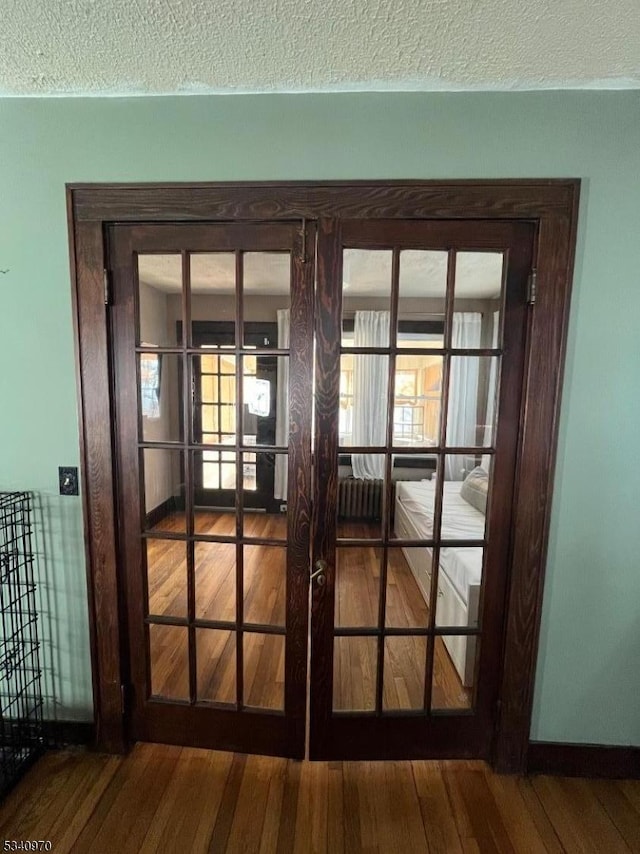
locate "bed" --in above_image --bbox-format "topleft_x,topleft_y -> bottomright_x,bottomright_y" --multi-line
394,478 -> 486,688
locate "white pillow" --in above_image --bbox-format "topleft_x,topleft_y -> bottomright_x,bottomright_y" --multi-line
460,467 -> 489,515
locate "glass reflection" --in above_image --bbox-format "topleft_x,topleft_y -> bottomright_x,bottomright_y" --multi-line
445,356 -> 499,449
244,546 -> 286,627
333,636 -> 377,711
243,632 -> 285,710
440,455 -> 489,540
149,624 -> 189,700
382,636 -> 426,711
138,254 -> 183,347
139,353 -> 182,443
431,635 -> 476,710
195,542 -> 236,623
334,546 -> 380,628
197,629 -> 236,704
393,354 -> 443,447
384,547 -> 431,629
339,355 -> 389,449
453,252 -> 503,349
190,253 -> 236,347
336,454 -> 387,539
142,449 -> 186,533
397,250 -> 447,349
146,539 -> 187,619
342,250 -> 392,347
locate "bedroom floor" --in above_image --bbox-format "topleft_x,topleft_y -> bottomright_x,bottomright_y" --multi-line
147,511 -> 471,711
1,743 -> 638,853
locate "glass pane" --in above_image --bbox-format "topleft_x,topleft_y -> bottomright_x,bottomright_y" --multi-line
142,449 -> 185,534
149,624 -> 189,700
431,635 -> 476,710
201,450 -> 237,489
194,507 -> 236,537
382,636 -> 426,711
445,356 -> 499,448
244,510 -> 287,540
393,354 -> 443,447
384,546 -> 431,629
243,252 -> 291,346
333,636 -> 377,712
196,629 -> 236,705
441,455 -> 489,542
342,250 -> 392,347
195,542 -> 236,623
453,252 -> 503,348
243,632 -> 284,710
334,546 -> 380,629
397,250 -> 447,348
244,546 -> 286,627
435,547 -> 484,630
146,538 -> 187,619
138,254 -> 182,347
336,454 -> 387,539
139,353 -> 181,443
243,452 -> 288,539
393,478 -> 436,543
339,354 -> 389,447
190,253 -> 236,347
201,405 -> 219,433
240,450 -> 257,492
244,356 -> 286,448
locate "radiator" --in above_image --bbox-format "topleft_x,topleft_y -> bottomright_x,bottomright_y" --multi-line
337,477 -> 384,520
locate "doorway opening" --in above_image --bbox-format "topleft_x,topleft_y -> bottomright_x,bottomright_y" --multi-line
68,181 -> 579,771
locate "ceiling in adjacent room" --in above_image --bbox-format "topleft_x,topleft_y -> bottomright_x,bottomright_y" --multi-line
138,250 -> 504,297
1,0 -> 639,96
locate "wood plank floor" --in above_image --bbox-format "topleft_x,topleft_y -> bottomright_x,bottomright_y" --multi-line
1,745 -> 639,853
147,511 -> 470,711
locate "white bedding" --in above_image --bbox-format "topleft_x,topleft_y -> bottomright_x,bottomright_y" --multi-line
395,480 -> 485,604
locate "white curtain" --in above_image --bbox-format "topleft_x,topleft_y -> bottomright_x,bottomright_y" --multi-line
445,312 -> 482,481
481,311 -> 500,472
274,309 -> 290,500
352,311 -> 389,480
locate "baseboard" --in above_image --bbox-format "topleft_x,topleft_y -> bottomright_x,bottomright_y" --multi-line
43,720 -> 95,748
145,496 -> 181,529
528,741 -> 640,779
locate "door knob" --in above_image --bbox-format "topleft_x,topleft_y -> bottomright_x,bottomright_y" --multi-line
310,559 -> 327,585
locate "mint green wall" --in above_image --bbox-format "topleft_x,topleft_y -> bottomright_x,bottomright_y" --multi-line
1,92 -> 638,742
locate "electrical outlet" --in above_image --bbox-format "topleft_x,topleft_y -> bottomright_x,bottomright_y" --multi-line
59,466 -> 79,496
279,504 -> 287,513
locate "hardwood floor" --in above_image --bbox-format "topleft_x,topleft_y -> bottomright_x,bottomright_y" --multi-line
1,744 -> 639,853
146,511 -> 470,712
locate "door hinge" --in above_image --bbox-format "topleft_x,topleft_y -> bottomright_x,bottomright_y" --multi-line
120,683 -> 129,715
527,268 -> 537,305
103,268 -> 112,306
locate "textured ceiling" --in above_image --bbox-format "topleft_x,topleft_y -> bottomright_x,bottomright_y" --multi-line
1,0 -> 639,96
139,249 -> 503,297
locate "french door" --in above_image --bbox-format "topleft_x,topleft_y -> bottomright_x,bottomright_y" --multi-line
109,216 -> 533,760
310,218 -> 533,759
110,221 -> 314,758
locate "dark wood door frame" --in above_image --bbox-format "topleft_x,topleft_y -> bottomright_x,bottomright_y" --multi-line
67,180 -> 580,772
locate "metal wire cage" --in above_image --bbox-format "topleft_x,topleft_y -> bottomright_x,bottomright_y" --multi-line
0,492 -> 44,797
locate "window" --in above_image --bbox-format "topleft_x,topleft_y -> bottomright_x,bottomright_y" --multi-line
339,323 -> 444,446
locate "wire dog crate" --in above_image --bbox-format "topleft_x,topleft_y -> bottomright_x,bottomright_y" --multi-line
0,492 -> 44,797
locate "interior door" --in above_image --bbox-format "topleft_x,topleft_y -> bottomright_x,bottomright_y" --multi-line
310,218 -> 534,760
109,220 -> 314,758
